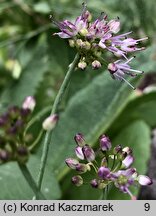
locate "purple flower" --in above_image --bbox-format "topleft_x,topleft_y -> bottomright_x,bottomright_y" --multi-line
75,146 -> 84,160
138,175 -> 153,186
98,167 -> 111,179
53,4 -> 90,38
122,155 -> 134,168
108,57 -> 144,89
82,144 -> 95,162
100,134 -> 111,151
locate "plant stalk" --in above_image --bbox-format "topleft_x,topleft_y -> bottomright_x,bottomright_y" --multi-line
18,162 -> 46,200
37,53 -> 80,191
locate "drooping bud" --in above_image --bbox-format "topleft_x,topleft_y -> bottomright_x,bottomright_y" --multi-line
74,133 -> 85,147
75,146 -> 84,160
71,175 -> 83,186
122,155 -> 134,168
138,175 -> 153,186
82,144 -> 95,162
78,61 -> 87,70
65,158 -> 79,169
22,96 -> 36,111
100,135 -> 112,151
92,60 -> 101,69
75,163 -> 88,173
42,114 -> 59,131
98,166 -> 111,180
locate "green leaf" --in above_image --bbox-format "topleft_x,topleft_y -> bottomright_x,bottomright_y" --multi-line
110,92 -> 156,137
0,156 -> 61,200
107,120 -> 151,200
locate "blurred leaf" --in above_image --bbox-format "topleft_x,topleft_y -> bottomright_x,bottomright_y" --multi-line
0,155 -> 61,200
110,92 -> 156,137
108,120 -> 151,199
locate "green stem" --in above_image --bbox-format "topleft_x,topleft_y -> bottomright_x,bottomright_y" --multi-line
18,162 -> 46,200
28,130 -> 44,151
24,106 -> 51,137
37,53 -> 80,191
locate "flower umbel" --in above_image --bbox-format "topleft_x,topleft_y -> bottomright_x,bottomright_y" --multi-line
52,3 -> 148,89
65,133 -> 152,200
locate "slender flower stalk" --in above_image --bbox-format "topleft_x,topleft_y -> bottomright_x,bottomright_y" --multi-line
37,53 -> 80,192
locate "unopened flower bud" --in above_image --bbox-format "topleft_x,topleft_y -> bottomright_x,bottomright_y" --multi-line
122,147 -> 132,155
138,175 -> 153,186
76,39 -> 83,48
78,61 -> 87,70
82,41 -> 91,50
74,133 -> 85,147
122,155 -> 134,168
108,63 -> 117,74
75,163 -> 88,173
71,175 -> 83,186
113,145 -> 122,154
100,135 -> 111,151
17,146 -> 29,164
98,167 -> 111,180
79,28 -> 88,36
65,158 -> 79,169
22,96 -> 36,111
90,179 -> 106,189
85,10 -> 92,22
75,146 -> 84,160
42,114 -> 58,131
101,157 -> 108,167
0,150 -> 10,162
90,179 -> 98,188
82,144 -> 95,162
92,60 -> 101,69
69,39 -> 75,47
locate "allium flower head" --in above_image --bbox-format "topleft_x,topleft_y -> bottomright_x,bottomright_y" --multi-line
0,96 -> 37,165
65,133 -> 152,199
53,3 -> 147,88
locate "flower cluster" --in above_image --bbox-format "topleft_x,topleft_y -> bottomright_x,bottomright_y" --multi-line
65,133 -> 152,199
0,96 -> 59,165
0,96 -> 36,164
53,3 -> 147,89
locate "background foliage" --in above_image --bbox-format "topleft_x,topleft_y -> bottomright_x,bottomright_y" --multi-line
0,0 -> 156,199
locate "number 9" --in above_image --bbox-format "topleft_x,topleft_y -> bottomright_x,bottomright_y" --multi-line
144,203 -> 150,211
